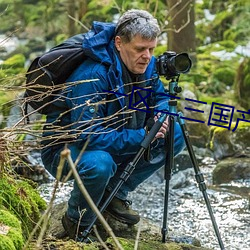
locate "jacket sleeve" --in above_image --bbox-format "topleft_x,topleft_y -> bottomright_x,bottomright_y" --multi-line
65,61 -> 146,156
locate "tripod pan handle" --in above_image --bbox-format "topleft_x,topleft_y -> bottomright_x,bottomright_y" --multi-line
141,113 -> 167,148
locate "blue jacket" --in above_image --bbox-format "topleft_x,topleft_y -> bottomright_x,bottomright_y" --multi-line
44,21 -> 170,156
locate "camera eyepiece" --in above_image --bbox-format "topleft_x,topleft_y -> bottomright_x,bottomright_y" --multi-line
156,51 -> 192,79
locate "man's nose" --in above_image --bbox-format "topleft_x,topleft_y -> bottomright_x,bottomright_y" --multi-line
142,49 -> 151,59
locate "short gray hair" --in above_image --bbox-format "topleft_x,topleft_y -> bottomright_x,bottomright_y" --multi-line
115,9 -> 160,43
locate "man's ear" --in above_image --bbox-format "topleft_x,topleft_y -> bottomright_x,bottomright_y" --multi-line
115,36 -> 122,51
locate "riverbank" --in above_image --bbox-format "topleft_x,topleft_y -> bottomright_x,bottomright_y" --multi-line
38,154 -> 250,250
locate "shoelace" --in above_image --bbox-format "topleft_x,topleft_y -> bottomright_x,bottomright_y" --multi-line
123,199 -> 132,209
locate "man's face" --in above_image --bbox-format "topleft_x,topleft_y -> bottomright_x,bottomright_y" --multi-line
115,35 -> 157,74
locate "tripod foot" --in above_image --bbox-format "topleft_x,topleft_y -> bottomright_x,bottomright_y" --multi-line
161,227 -> 168,243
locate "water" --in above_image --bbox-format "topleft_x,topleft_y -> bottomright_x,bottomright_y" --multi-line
129,158 -> 250,250
38,157 -> 250,250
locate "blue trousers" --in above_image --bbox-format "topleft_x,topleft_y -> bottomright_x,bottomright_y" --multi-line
41,123 -> 185,226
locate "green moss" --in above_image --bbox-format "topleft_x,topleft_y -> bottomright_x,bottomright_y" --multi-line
84,243 -> 100,250
217,40 -> 237,51
0,209 -> 24,249
234,58 -> 250,110
1,54 -> 25,69
208,126 -> 229,151
105,237 -> 205,250
154,45 -> 168,57
0,235 -> 16,250
55,34 -> 68,45
237,121 -> 250,129
0,209 -> 21,229
209,121 -> 250,151
0,54 -> 26,87
7,228 -> 24,249
213,67 -> 235,86
0,175 -> 47,239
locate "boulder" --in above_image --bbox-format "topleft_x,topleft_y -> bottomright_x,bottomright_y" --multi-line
180,89 -> 210,148
213,157 -> 250,184
41,201 -> 212,250
209,122 -> 250,160
210,122 -> 250,184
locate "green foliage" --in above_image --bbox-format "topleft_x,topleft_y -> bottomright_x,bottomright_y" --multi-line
213,67 -> 235,86
154,44 -> 167,57
209,10 -> 234,42
234,57 -> 250,110
196,0 -> 250,47
198,92 -> 232,106
192,39 -> 241,96
55,33 -> 69,45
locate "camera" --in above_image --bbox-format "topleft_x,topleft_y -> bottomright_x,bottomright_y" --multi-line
156,51 -> 192,79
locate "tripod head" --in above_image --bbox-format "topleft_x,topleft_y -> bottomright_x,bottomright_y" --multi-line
168,76 -> 182,97
164,76 -> 183,115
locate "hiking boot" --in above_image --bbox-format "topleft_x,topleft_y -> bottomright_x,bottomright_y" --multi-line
105,196 -> 140,225
61,213 -> 97,243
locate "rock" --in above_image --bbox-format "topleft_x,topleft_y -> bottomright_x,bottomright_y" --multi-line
43,201 -> 212,250
213,156 -> 250,184
209,123 -> 250,160
180,89 -> 210,148
170,168 -> 193,189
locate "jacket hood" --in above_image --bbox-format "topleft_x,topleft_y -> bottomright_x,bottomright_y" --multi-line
82,21 -> 116,65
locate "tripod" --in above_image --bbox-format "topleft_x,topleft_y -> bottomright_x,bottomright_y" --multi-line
82,77 -> 225,250
161,77 -> 225,249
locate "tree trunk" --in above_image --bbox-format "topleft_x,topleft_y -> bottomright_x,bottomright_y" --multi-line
67,0 -> 77,36
78,0 -> 88,20
167,0 -> 196,62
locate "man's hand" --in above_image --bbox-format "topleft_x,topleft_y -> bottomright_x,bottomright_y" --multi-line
154,113 -> 169,139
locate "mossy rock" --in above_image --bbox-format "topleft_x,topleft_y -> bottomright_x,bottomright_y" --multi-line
209,122 -> 250,160
0,174 -> 47,239
42,202 -> 211,250
28,233 -> 211,250
0,209 -> 24,250
106,237 -> 210,250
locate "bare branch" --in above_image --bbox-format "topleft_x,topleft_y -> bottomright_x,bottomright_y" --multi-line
62,148 -> 124,250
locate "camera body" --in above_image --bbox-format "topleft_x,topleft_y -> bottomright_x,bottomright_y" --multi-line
156,51 -> 192,79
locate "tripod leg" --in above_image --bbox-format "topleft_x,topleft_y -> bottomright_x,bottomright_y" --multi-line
177,114 -> 225,250
162,114 -> 175,243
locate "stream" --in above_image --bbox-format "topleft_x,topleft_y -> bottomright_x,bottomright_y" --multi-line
38,155 -> 250,250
